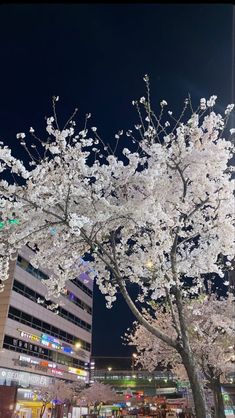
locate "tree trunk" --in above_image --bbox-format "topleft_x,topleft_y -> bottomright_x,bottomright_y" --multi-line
173,287 -> 209,418
40,403 -> 47,418
180,348 -> 209,418
212,378 -> 226,418
118,280 -> 209,418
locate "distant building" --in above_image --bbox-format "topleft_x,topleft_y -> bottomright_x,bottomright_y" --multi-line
90,356 -> 177,397
0,245 -> 93,417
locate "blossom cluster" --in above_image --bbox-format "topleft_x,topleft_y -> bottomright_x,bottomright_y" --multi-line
0,88 -> 234,304
126,294 -> 235,382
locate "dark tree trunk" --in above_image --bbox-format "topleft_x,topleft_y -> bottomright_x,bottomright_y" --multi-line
40,403 -> 47,418
180,348 -> 209,418
174,287 -> 209,418
211,378 -> 226,418
118,281 -> 210,418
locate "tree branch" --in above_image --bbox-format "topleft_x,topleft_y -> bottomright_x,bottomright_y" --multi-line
81,228 -> 177,349
165,286 -> 181,338
118,278 -> 177,348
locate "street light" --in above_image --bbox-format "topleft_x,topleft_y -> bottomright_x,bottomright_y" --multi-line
108,367 -> 112,371
75,342 -> 82,349
132,353 -> 137,373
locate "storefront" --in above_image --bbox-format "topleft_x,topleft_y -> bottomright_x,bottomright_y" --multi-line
15,389 -> 52,418
0,368 -> 53,418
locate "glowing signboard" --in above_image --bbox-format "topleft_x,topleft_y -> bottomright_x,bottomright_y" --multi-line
19,330 -> 40,343
41,334 -> 61,350
68,367 -> 87,377
19,355 -> 39,365
18,329 -> 74,354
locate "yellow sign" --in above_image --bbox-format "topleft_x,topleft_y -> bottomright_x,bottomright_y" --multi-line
18,329 -> 40,343
68,367 -> 87,376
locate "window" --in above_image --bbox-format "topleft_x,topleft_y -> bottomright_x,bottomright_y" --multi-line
17,255 -> 49,281
13,280 -> 91,332
59,330 -> 66,339
21,312 -> 31,322
71,278 -> 93,297
32,317 -> 41,330
66,290 -> 92,314
8,306 -> 91,352
3,335 -> 86,368
42,322 -> 51,332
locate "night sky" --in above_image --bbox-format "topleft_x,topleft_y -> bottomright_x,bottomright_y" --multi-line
0,3 -> 234,357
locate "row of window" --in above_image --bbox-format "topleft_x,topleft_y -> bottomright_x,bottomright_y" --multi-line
8,306 -> 91,352
71,277 -> 93,298
3,335 -> 85,368
17,255 -> 93,298
13,280 -> 91,332
67,290 -> 92,314
17,256 -> 49,281
95,374 -> 173,380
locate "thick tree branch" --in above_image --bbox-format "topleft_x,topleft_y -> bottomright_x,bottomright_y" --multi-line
118,279 -> 177,348
165,286 -> 181,338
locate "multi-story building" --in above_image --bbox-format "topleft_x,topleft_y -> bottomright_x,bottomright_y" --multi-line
0,245 -> 93,418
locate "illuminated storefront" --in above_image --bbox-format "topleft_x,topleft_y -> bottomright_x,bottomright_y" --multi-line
16,389 -> 52,418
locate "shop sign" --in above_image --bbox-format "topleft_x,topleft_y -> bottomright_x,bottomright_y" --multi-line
41,334 -> 61,350
0,367 -> 52,387
50,368 -> 64,376
19,355 -> 39,365
156,387 -> 177,395
68,367 -> 87,377
35,361 -> 64,376
13,355 -> 40,369
13,354 -> 64,376
18,329 -> 40,343
17,388 -> 39,401
18,328 -> 74,354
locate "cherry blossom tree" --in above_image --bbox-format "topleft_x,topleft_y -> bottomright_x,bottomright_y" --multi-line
126,294 -> 235,418
77,381 -> 118,413
0,77 -> 234,418
35,380 -> 84,418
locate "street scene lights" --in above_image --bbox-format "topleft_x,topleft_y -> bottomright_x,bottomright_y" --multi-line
75,342 -> 82,349
132,353 -> 137,373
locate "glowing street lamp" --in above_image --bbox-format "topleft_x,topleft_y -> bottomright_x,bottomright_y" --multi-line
108,367 -> 112,371
132,353 -> 137,372
75,342 -> 82,349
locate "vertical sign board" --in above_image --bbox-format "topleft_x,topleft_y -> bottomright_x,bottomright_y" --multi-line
0,386 -> 17,418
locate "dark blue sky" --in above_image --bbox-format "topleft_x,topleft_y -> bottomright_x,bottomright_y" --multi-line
0,3 -> 234,356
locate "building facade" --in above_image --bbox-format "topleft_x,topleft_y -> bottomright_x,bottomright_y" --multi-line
0,245 -> 93,417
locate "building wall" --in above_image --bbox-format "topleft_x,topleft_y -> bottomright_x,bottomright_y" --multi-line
0,246 -> 93,386
0,258 -> 16,349
0,386 -> 17,418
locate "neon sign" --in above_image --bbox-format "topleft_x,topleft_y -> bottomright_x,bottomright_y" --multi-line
19,330 -> 40,343
19,329 -> 75,355
19,355 -> 39,365
38,361 -> 64,375
62,346 -> 73,354
68,367 -> 87,377
41,334 -> 61,350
